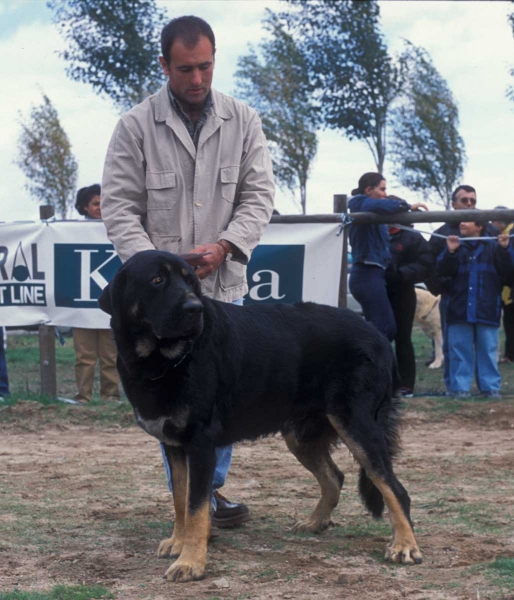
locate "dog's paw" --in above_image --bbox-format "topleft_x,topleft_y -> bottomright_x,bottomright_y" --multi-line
292,517 -> 333,534
163,559 -> 205,582
428,360 -> 443,370
384,539 -> 423,565
157,536 -> 183,559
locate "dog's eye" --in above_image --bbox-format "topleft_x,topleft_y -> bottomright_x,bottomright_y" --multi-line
151,275 -> 163,285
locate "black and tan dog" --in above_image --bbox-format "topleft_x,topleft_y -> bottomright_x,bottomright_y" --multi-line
99,250 -> 422,583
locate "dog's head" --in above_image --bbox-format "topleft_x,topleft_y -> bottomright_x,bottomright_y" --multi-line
99,250 -> 205,351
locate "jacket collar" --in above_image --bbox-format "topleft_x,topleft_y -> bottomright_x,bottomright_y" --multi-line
153,84 -> 233,158
154,83 -> 233,123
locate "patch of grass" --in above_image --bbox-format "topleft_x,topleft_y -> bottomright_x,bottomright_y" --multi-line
5,333 -> 125,403
0,585 -> 114,600
485,557 -> 514,588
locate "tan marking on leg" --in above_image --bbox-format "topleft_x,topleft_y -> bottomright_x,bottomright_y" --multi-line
328,416 -> 422,565
164,499 -> 210,582
371,478 -> 422,565
284,432 -> 342,533
157,452 -> 187,559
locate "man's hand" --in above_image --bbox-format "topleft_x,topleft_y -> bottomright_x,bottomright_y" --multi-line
447,235 -> 461,254
498,233 -> 510,249
189,243 -> 226,279
411,203 -> 428,211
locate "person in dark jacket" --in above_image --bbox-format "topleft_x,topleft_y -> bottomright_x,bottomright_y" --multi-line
491,207 -> 514,363
437,220 -> 513,398
386,225 -> 434,396
348,172 -> 427,341
427,185 -> 498,392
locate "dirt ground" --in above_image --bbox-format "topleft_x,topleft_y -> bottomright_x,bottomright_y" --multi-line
1,399 -> 514,600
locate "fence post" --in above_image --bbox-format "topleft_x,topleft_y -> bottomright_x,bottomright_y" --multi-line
333,195 -> 348,309
39,205 -> 57,398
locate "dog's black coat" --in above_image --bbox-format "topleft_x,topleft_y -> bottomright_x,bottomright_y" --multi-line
100,250 -> 421,578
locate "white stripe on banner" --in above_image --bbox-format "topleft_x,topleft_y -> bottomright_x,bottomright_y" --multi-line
0,221 -> 344,328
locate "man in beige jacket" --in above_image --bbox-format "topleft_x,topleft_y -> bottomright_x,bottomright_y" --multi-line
101,16 -> 275,528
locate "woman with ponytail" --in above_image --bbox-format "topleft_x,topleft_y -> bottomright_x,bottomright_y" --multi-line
348,172 -> 427,341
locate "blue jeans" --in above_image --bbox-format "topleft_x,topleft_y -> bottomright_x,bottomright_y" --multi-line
349,263 -> 396,341
160,298 -> 243,508
0,327 -> 10,397
448,323 -> 501,394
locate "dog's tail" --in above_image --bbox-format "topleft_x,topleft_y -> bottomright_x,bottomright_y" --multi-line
358,367 -> 403,519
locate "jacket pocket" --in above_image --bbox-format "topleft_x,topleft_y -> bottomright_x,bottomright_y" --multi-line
148,234 -> 182,254
220,166 -> 239,203
219,260 -> 246,291
146,171 -> 177,209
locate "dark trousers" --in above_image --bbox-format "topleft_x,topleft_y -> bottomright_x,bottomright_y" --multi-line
349,263 -> 396,341
387,285 -> 417,391
503,301 -> 514,360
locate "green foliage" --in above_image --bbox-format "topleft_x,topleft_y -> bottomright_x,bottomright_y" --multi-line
15,94 -> 78,218
0,585 -> 114,600
283,0 -> 403,172
47,0 -> 167,110
235,11 -> 318,213
389,43 -> 465,209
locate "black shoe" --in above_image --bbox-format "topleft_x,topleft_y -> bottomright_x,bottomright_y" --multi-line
211,491 -> 250,528
399,387 -> 414,398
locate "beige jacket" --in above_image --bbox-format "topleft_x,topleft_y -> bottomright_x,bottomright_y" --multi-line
101,84 -> 275,302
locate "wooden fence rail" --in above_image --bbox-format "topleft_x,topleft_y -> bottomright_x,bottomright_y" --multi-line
35,202 -> 514,397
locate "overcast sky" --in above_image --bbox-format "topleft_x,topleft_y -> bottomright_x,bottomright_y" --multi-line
1,0 -> 513,224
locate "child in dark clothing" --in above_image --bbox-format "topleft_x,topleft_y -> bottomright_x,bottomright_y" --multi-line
437,221 -> 514,398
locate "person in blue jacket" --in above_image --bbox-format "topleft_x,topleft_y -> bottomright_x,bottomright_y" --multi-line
348,172 -> 427,341
437,221 -> 514,398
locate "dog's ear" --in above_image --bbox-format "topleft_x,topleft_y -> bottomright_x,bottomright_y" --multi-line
99,265 -> 127,317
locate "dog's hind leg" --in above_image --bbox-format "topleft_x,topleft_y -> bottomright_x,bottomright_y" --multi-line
328,412 -> 422,565
158,445 -> 187,559
283,431 -> 344,533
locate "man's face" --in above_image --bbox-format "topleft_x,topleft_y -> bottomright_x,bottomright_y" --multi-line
452,189 -> 477,210
159,35 -> 214,107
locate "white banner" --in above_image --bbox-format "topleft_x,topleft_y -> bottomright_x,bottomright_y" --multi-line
0,221 -> 343,328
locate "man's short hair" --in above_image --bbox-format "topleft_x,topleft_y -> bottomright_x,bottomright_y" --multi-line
451,185 -> 476,204
161,16 -> 216,63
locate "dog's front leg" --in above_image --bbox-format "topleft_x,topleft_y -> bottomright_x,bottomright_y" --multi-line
164,440 -> 216,583
158,445 -> 187,559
